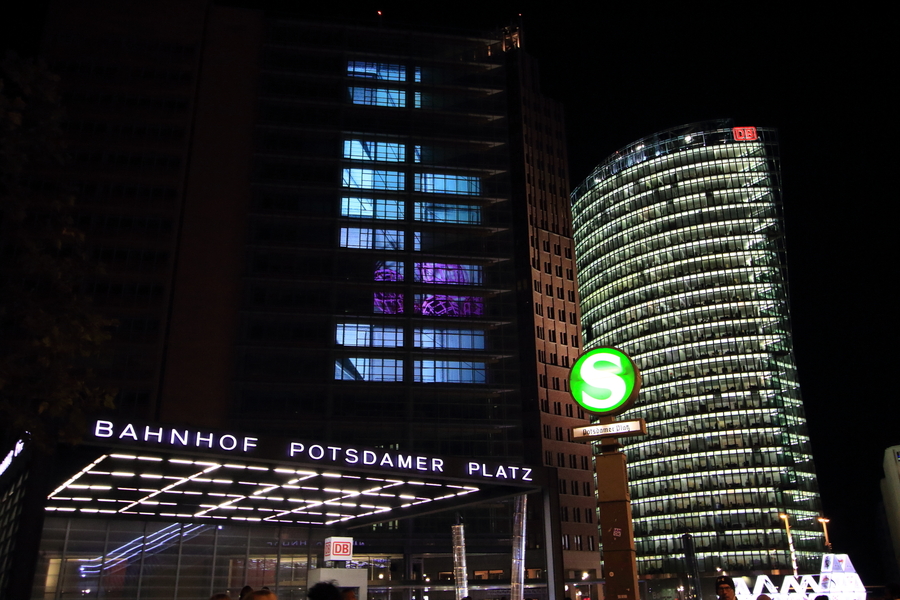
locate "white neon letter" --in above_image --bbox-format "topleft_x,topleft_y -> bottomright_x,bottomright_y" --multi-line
94,420 -> 114,438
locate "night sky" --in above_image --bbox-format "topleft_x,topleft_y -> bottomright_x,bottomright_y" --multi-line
5,0 -> 895,585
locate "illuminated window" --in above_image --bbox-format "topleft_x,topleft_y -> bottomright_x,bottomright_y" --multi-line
414,360 -> 486,383
343,140 -> 405,162
336,324 -> 403,347
414,294 -> 484,317
342,168 -> 404,190
414,263 -> 482,285
348,87 -> 406,107
414,202 -> 481,224
341,197 -> 404,220
414,173 -> 481,195
340,228 -> 404,250
347,61 -> 406,81
414,329 -> 485,350
334,357 -> 403,381
375,260 -> 404,281
374,292 -> 403,315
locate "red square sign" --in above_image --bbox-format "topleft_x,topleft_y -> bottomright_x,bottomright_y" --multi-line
324,536 -> 353,560
732,126 -> 758,141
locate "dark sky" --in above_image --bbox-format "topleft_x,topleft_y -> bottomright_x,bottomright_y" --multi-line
6,0 -> 896,585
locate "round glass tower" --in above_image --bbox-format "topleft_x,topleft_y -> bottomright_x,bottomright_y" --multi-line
571,121 -> 824,581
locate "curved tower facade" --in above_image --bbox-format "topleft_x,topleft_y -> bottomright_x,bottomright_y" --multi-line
571,121 -> 824,582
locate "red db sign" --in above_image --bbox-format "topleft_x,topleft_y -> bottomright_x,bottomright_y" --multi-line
324,536 -> 353,560
732,126 -> 758,141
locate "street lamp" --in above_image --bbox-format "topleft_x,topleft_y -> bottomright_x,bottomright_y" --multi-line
779,513 -> 799,576
818,517 -> 832,552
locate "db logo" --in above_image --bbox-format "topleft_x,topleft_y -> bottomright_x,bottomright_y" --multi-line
324,536 -> 353,560
732,126 -> 758,141
333,541 -> 351,555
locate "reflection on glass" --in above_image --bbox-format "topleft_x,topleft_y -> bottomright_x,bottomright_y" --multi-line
414,294 -> 483,317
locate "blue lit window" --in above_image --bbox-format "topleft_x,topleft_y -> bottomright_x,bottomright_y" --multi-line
414,202 -> 481,224
414,91 -> 423,109
415,263 -> 482,285
414,66 -> 422,83
342,169 -> 405,190
348,61 -> 406,81
343,140 -> 405,162
335,357 -> 403,381
414,329 -> 485,350
342,197 -> 404,220
348,87 -> 406,107
414,145 -> 422,163
414,360 -> 486,383
340,228 -> 404,250
414,173 -> 480,195
336,324 -> 403,347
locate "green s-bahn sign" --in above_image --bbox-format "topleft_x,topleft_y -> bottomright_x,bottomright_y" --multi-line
568,348 -> 641,416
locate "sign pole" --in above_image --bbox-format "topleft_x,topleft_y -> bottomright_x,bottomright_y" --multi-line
594,422 -> 639,600
568,348 -> 644,600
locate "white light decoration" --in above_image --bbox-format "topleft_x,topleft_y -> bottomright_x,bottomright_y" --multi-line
46,452 -> 481,527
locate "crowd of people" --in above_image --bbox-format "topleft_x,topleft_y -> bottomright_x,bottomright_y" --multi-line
210,581 -> 347,600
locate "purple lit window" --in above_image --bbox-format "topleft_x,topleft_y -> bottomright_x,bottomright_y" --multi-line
374,260 -> 404,314
375,261 -> 404,282
414,294 -> 484,317
374,293 -> 404,314
415,263 -> 482,286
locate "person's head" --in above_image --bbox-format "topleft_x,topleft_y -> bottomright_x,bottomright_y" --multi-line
248,591 -> 277,600
210,594 -> 231,600
240,586 -> 254,600
716,576 -> 736,600
308,582 -> 342,600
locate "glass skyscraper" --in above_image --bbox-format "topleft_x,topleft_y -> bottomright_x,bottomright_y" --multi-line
571,121 -> 824,584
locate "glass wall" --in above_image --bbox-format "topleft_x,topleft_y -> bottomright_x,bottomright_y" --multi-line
571,122 -> 824,578
33,517 -> 323,599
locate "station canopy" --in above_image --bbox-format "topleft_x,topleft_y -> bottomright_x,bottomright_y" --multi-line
44,420 -> 540,529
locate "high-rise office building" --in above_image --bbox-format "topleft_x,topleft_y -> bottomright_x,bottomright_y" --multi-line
570,121 -> 825,587
0,2 -> 598,598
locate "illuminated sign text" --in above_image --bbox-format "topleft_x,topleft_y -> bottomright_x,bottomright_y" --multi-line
289,442 -> 444,473
732,126 -> 758,141
466,462 -> 533,481
94,420 -> 258,452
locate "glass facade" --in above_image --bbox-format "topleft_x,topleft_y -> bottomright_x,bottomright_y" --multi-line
571,121 -> 824,579
240,20 -> 521,460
